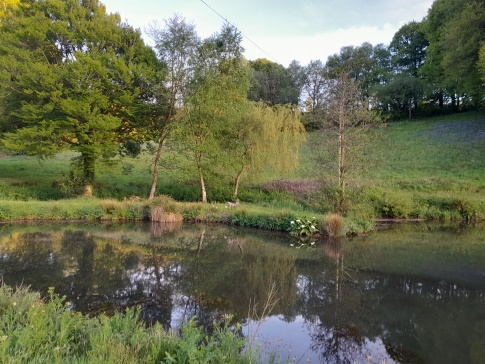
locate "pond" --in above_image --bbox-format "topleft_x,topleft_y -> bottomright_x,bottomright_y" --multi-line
0,221 -> 484,363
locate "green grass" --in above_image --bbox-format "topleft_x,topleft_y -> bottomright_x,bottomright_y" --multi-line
0,284 -> 252,363
294,111 -> 485,219
1,111 -> 485,220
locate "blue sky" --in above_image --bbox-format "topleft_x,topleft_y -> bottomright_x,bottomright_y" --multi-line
101,0 -> 433,67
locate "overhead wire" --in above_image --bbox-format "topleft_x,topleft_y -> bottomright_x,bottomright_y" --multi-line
198,0 -> 281,64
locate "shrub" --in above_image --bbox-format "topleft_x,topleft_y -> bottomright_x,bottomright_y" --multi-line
373,191 -> 415,219
323,213 -> 345,237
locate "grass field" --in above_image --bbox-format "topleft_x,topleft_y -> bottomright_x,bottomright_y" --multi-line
1,111 -> 484,220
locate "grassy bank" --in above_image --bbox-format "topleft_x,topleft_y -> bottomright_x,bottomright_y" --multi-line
0,284 -> 252,363
0,111 -> 484,221
0,196 -> 373,236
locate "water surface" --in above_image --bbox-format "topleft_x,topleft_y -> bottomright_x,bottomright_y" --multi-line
0,221 -> 484,363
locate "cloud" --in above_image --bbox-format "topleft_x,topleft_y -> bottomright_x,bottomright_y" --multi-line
243,23 -> 400,67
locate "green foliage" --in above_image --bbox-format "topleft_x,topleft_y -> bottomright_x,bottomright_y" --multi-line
422,0 -> 485,108
0,198 -> 151,221
288,217 -> 319,238
248,58 -> 300,105
0,284 -> 252,363
178,23 -> 250,202
228,211 -> 295,230
0,0 -> 160,186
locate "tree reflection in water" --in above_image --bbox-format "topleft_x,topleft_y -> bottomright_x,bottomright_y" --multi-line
0,222 -> 484,363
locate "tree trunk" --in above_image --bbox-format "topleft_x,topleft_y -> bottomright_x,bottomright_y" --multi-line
234,168 -> 244,198
408,99 -> 412,121
199,171 -> 207,203
82,152 -> 95,195
149,136 -> 166,200
338,114 -> 345,211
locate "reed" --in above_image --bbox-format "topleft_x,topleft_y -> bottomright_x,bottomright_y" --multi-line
324,213 -> 346,237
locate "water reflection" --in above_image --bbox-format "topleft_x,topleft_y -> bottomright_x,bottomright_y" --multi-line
0,221 -> 484,363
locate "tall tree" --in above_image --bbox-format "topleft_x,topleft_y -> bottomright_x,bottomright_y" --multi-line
0,0 -> 158,193
389,21 -> 428,77
422,0 -> 485,107
182,23 -> 249,203
321,73 -> 381,212
287,60 -> 307,105
145,15 -> 199,200
439,2 -> 485,105
303,59 -> 327,112
326,43 -> 377,93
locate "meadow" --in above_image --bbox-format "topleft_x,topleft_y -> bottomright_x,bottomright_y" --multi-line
0,111 -> 484,223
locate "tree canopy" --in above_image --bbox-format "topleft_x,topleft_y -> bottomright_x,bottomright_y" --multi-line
0,0 -> 159,190
248,58 -> 299,106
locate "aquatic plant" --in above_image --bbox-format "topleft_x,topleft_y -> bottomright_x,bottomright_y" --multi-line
288,217 -> 319,238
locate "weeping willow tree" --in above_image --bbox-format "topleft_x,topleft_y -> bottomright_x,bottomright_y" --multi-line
225,102 -> 306,198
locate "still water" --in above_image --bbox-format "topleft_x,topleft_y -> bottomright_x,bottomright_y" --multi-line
0,221 -> 484,363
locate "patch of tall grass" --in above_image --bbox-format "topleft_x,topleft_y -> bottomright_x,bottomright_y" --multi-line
150,195 -> 183,222
0,284 -> 252,363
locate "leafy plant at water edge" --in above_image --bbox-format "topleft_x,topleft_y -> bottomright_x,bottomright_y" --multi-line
288,217 -> 319,238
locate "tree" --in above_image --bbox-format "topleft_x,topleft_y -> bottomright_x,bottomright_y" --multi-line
390,21 -> 428,77
0,0 -> 158,193
286,60 -> 307,106
145,14 -> 199,200
422,0 -> 485,108
182,23 -> 249,203
303,60 -> 327,112
439,2 -> 485,106
375,74 -> 426,120
248,58 -> 299,105
326,43 -> 377,95
322,73 -> 381,212
224,102 -> 306,198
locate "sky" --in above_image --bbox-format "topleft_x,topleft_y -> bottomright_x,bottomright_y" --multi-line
101,0 -> 434,67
